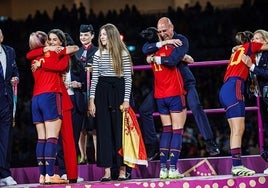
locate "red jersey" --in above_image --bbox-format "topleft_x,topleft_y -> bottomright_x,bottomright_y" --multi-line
41,53 -> 73,111
152,45 -> 185,98
26,48 -> 69,96
224,42 -> 263,82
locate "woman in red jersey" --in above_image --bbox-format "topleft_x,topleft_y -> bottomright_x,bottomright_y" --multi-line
47,29 -> 79,183
26,30 -> 78,184
141,26 -> 195,179
149,43 -> 187,179
219,31 -> 268,176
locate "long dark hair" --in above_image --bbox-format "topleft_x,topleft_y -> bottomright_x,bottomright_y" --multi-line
48,29 -> 67,46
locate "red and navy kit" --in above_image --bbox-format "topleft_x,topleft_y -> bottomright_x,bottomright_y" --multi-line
220,42 -> 263,118
26,48 -> 69,96
26,48 -> 69,122
152,45 -> 186,99
26,48 -> 78,180
42,52 -> 77,180
224,42 -> 263,82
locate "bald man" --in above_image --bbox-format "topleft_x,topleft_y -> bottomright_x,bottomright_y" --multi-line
142,17 -> 220,159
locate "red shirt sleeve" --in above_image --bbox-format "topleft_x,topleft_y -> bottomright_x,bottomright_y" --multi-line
26,48 -> 44,60
42,54 -> 70,72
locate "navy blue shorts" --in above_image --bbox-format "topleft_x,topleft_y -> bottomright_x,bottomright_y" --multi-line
156,95 -> 186,114
219,77 -> 245,118
32,92 -> 62,123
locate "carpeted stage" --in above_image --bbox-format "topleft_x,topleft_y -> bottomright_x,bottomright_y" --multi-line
7,155 -> 268,188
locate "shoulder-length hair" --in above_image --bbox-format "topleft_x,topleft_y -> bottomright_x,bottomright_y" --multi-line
254,29 -> 268,43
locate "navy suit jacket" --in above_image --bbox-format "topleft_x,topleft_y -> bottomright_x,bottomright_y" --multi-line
75,45 -> 98,67
142,31 -> 189,66
252,52 -> 268,92
73,45 -> 98,112
0,44 -> 19,108
142,31 -> 196,88
71,68 -> 87,113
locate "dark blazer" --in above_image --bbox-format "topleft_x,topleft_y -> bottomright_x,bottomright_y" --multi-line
0,44 -> 19,178
252,52 -> 268,93
142,31 -> 195,88
0,44 -> 19,107
72,45 -> 97,112
75,45 -> 98,67
69,55 -> 87,113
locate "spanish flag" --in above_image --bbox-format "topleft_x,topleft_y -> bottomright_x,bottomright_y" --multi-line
119,107 -> 148,168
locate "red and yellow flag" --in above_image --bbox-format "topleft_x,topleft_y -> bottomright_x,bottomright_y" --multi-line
119,107 -> 148,168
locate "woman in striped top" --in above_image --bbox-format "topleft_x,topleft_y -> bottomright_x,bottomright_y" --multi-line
89,23 -> 133,181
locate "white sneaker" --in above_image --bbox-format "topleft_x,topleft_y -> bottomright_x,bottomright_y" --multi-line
0,176 -> 17,186
264,168 -> 268,175
231,165 -> 255,176
168,168 -> 184,179
77,176 -> 84,182
159,168 -> 168,179
61,174 -> 84,182
61,174 -> 67,180
0,181 -> 4,186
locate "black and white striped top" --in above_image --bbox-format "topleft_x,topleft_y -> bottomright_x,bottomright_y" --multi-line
90,49 -> 132,101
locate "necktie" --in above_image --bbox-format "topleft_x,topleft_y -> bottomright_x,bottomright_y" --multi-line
0,60 -> 3,79
81,45 -> 92,63
80,49 -> 87,62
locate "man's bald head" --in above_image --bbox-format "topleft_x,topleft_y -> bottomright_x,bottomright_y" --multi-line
157,17 -> 174,40
157,17 -> 173,27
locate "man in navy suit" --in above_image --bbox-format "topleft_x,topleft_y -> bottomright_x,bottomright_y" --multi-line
140,18 -> 220,160
0,28 -> 19,186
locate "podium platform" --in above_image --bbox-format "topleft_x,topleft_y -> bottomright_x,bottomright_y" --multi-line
8,155 -> 268,188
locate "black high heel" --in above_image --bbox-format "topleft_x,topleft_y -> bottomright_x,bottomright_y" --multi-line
79,159 -> 88,165
118,176 -> 128,181
99,177 -> 111,182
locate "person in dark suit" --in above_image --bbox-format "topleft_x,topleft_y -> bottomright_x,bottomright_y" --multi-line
75,24 -> 98,164
140,19 -> 220,160
242,29 -> 268,174
0,28 -> 19,186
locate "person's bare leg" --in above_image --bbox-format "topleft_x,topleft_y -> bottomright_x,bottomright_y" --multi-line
118,166 -> 126,178
45,119 -> 61,138
99,167 -> 111,181
228,117 -> 245,149
78,131 -> 87,163
228,117 -> 255,176
92,129 -> 97,161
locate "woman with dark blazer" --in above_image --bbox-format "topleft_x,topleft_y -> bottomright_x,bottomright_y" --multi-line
75,24 -> 98,164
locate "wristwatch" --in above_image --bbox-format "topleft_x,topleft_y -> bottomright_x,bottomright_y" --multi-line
150,56 -> 154,62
